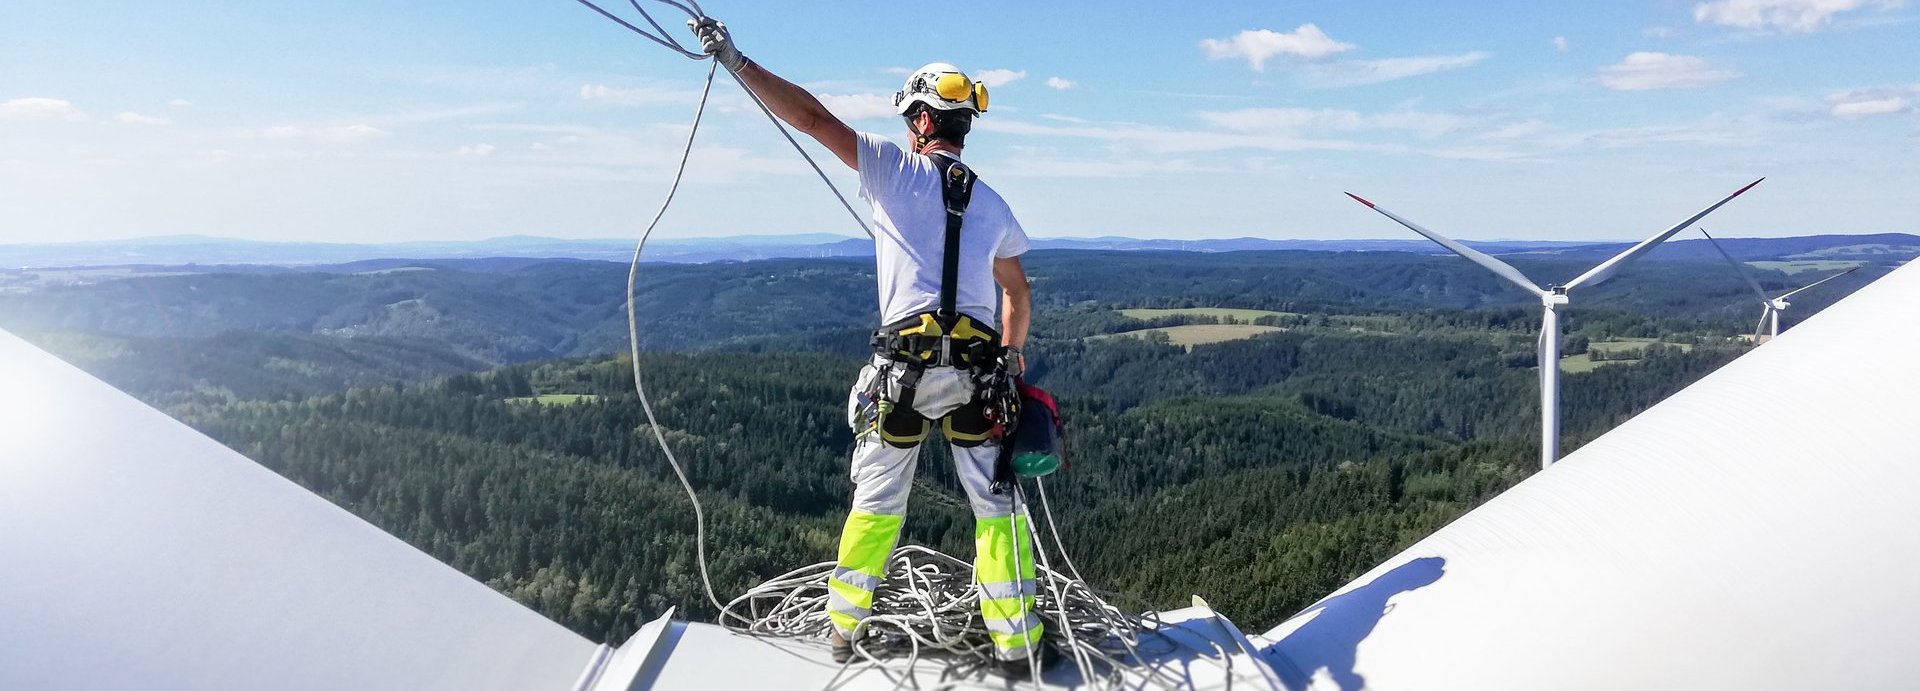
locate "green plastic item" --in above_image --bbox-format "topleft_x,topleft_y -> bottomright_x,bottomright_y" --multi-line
1011,451 -> 1060,479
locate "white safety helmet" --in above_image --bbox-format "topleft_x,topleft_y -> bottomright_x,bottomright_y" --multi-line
892,62 -> 988,116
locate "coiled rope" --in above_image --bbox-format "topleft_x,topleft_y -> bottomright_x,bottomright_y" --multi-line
577,2 -> 1252,686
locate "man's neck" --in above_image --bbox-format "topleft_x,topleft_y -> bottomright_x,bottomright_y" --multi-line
917,140 -> 962,159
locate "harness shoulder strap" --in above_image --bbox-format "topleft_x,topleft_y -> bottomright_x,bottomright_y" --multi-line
930,153 -> 976,324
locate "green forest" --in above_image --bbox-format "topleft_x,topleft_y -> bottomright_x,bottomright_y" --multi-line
1,248 -> 1898,644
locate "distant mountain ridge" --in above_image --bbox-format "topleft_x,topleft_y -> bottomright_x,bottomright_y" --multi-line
3,232 -> 1915,268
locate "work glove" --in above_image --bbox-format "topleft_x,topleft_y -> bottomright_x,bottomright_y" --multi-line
1000,346 -> 1025,380
687,17 -> 748,73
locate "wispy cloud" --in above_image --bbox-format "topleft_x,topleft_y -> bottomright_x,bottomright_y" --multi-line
977,116 -> 1399,155
578,83 -> 694,106
248,124 -> 392,143
818,93 -> 897,120
115,112 -> 171,126
1553,36 -> 1570,53
1308,52 -> 1491,86
1200,25 -> 1487,86
168,98 -> 193,108
1200,25 -> 1355,71
0,97 -> 87,121
975,69 -> 1028,86
1693,0 -> 1910,33
1827,84 -> 1919,116
455,143 -> 496,157
1199,107 -> 1468,137
1595,52 -> 1740,90
1044,77 -> 1076,90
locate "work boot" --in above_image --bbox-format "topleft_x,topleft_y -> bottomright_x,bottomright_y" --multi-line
829,630 -> 853,664
992,641 -> 1059,681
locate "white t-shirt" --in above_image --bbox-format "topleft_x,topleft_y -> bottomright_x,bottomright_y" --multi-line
856,132 -> 1029,327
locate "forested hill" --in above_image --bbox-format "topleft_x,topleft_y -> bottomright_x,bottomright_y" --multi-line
1,247 -> 1905,645
0,248 -> 1894,364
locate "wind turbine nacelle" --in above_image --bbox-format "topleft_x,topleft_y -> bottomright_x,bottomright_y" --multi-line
1541,292 -> 1570,307
1771,299 -> 1791,310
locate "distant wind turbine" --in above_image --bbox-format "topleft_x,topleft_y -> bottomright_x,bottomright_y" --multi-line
1345,178 -> 1764,469
1697,228 -> 1859,341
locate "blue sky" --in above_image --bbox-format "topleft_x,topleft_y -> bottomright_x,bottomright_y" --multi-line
3,0 -> 1916,243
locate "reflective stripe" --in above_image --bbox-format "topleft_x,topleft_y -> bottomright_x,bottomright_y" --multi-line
833,566 -> 883,593
974,514 -> 1044,655
828,609 -> 863,634
828,589 -> 871,620
981,594 -> 1034,621
984,611 -> 1043,636
990,625 -> 1045,655
826,511 -> 903,630
828,577 -> 875,611
977,579 -> 1036,601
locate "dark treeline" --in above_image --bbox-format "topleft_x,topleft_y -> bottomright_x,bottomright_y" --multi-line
0,248 -> 1878,645
1,250 -> 1888,362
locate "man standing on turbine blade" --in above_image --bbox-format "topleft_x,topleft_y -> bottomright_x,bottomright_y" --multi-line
689,17 -> 1049,676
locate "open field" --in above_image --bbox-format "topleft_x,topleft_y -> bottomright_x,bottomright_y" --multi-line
1747,260 -> 1865,275
506,393 -> 600,406
1094,324 -> 1283,348
1119,307 -> 1292,324
1588,337 -> 1693,354
1562,338 -> 1694,373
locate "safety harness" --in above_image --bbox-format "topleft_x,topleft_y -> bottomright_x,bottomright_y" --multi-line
868,153 -> 1003,381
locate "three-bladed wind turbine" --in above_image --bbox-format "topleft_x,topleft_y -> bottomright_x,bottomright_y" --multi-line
1345,178 -> 1765,469
1697,228 -> 1859,341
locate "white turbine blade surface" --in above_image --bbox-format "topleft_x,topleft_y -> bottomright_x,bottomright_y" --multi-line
1260,260 -> 1920,691
1756,308 -> 1771,340
0,330 -> 598,691
1345,193 -> 1547,297
1777,267 -> 1860,300
1566,178 -> 1764,290
1699,228 -> 1771,303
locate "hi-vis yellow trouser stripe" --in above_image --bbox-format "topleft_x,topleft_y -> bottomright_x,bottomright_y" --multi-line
976,514 -> 1043,658
827,510 -> 904,634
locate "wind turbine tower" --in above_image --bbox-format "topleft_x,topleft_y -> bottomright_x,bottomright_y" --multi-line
1698,228 -> 1859,341
1345,179 -> 1764,469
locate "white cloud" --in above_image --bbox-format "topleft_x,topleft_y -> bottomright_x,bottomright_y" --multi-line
1311,52 -> 1491,86
1200,107 -> 1468,137
975,69 -> 1028,86
1830,96 -> 1910,116
1044,77 -> 1076,90
115,112 -> 171,126
577,84 -> 692,106
253,124 -> 391,143
1826,86 -> 1919,116
169,98 -> 193,108
1595,52 -> 1740,90
818,93 -> 897,120
1200,25 -> 1356,71
1482,120 -> 1554,140
1693,0 -> 1908,32
1553,36 -> 1570,52
1643,25 -> 1681,37
456,143 -> 496,157
0,97 -> 86,121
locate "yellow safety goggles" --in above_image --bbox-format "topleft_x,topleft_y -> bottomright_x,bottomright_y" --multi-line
933,72 -> 989,112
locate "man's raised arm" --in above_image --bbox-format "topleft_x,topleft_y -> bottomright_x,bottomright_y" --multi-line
690,18 -> 857,169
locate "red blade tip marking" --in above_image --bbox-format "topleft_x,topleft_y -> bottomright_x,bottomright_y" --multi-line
1733,177 -> 1765,196
1345,192 -> 1375,208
